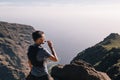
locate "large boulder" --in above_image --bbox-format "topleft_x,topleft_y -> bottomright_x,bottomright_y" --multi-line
51,60 -> 111,80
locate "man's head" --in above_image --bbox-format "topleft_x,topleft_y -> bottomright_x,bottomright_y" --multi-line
32,31 -> 45,45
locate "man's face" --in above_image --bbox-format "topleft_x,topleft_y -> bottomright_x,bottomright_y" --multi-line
36,34 -> 46,44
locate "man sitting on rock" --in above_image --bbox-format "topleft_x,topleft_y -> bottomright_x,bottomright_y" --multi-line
26,31 -> 58,80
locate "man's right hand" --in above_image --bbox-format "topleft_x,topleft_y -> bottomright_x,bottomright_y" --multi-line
47,40 -> 53,48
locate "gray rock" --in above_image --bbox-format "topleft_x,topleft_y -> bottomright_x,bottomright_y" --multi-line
0,21 -> 35,80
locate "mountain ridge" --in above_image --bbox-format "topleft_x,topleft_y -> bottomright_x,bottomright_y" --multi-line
72,33 -> 120,80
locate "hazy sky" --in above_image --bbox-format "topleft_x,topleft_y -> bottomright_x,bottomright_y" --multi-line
0,0 -> 120,64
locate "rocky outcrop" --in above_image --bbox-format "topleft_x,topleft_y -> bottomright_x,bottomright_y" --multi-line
51,60 -> 111,80
72,33 -> 120,80
0,21 -> 35,80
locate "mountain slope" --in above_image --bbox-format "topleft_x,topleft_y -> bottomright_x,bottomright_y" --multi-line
72,33 -> 120,80
0,21 -> 35,80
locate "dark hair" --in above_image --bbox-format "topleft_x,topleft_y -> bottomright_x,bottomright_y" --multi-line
32,31 -> 44,41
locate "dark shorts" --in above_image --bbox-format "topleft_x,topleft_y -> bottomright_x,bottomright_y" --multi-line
26,73 -> 53,80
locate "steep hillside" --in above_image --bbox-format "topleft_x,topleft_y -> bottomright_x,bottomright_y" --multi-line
0,21 -> 35,80
72,33 -> 120,80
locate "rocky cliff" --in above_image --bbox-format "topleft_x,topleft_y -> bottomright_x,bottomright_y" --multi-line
72,33 -> 120,80
0,21 -> 35,80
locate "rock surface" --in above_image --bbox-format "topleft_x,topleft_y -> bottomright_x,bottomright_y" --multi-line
0,21 -> 35,80
51,60 -> 111,80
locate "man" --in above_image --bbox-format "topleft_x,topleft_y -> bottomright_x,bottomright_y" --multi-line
26,31 -> 58,80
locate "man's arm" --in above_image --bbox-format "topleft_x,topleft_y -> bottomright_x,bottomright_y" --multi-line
47,41 -> 58,62
28,60 -> 32,69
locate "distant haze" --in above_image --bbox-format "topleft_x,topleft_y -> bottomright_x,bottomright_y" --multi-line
0,0 -> 120,64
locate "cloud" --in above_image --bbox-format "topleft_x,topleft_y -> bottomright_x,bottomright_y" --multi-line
0,0 -> 120,5
0,0 -> 120,7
